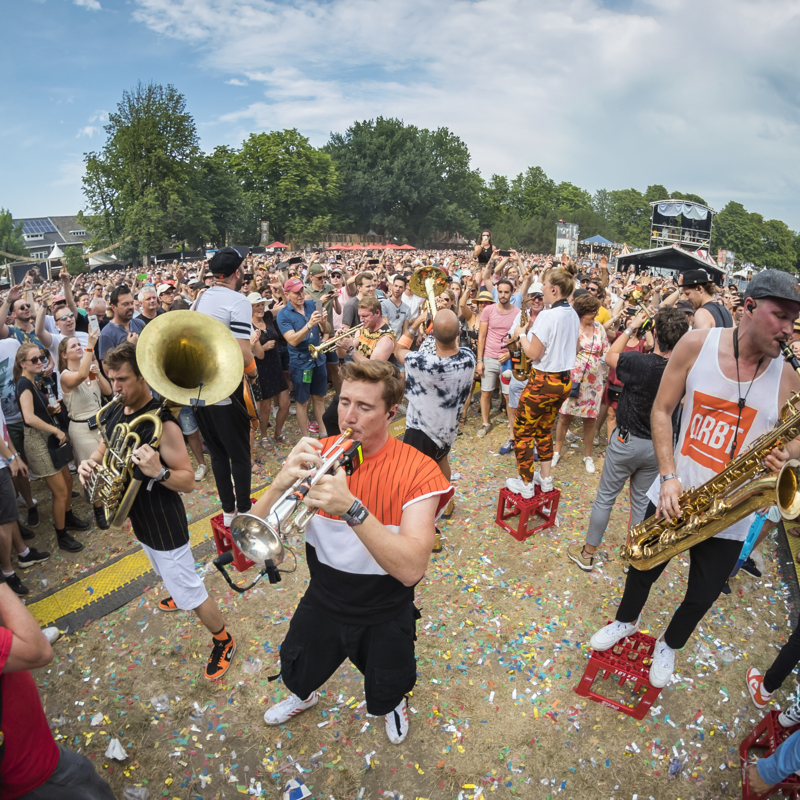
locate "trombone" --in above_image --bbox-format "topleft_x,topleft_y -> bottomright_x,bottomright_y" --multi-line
308,324 -> 364,360
409,266 -> 448,320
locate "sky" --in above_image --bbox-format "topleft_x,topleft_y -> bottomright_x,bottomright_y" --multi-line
2,0 -> 799,231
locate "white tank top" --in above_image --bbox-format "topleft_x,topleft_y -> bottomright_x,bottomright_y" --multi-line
647,327 -> 782,542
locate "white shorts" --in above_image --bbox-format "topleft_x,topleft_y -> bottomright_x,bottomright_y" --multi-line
141,541 -> 208,610
480,356 -> 503,392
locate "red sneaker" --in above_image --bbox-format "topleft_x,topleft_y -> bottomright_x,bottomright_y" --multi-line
747,667 -> 773,710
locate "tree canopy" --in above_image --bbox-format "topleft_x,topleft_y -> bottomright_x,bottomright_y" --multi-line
0,209 -> 26,266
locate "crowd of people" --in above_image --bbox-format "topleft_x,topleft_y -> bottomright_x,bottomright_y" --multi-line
3,239 -> 800,796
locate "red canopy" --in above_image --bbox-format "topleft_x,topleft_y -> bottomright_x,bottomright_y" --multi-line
266,241 -> 287,249
383,243 -> 401,250
398,244 -> 415,250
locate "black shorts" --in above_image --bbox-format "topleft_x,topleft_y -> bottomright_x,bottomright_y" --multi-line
278,596 -> 419,716
403,427 -> 450,463
0,468 -> 18,525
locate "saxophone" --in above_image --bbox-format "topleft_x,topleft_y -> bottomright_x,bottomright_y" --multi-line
624,344 -> 800,570
85,395 -> 164,528
510,303 -> 530,380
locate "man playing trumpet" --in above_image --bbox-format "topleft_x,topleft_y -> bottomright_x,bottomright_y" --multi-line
256,361 -> 452,744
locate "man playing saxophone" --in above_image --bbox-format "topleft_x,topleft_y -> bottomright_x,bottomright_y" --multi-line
77,342 -> 236,680
588,270 -> 800,689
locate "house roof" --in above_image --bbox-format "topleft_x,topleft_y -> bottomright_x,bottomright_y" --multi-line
17,215 -> 88,252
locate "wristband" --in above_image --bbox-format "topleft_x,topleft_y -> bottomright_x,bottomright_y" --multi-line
660,473 -> 678,484
7,453 -> 18,463
85,348 -> 94,353
624,328 -> 634,337
398,334 -> 414,348
244,360 -> 257,376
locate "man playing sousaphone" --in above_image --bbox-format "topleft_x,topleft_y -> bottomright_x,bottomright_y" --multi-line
255,361 -> 452,744
77,342 -> 237,680
587,270 -> 800,689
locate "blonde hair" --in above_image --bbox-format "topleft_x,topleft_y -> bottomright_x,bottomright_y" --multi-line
339,360 -> 404,410
546,261 -> 578,298
57,335 -> 78,373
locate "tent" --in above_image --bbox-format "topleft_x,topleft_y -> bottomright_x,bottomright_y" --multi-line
398,244 -> 416,250
265,241 -> 287,249
615,245 -> 725,284
580,234 -> 614,258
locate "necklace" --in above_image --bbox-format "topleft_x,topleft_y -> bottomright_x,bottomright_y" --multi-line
729,327 -> 764,461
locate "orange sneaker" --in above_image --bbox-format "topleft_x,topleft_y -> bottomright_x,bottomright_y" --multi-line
747,667 -> 773,710
158,596 -> 179,612
205,635 -> 236,680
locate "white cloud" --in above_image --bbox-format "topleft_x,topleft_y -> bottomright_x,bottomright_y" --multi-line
77,126 -> 100,138
132,0 -> 800,227
51,157 -> 85,188
226,78 -> 247,86
75,0 -> 102,10
88,110 -> 109,123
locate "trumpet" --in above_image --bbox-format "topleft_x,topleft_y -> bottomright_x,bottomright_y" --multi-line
308,324 -> 364,360
230,429 -> 364,567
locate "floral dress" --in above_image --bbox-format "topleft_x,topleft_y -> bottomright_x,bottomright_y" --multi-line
559,321 -> 609,419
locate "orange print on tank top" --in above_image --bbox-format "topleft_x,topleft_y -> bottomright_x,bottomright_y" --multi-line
680,390 -> 757,473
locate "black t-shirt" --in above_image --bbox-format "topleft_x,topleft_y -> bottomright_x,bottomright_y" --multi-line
702,301 -> 733,328
615,351 -> 676,440
104,398 -> 189,551
15,377 -> 51,426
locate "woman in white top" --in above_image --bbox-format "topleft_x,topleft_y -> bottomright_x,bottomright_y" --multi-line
506,262 -> 580,496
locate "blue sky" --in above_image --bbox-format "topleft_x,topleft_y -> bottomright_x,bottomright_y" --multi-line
2,0 -> 799,232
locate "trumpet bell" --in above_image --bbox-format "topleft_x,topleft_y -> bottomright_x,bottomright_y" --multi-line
230,513 -> 286,566
409,266 -> 448,300
136,310 -> 244,407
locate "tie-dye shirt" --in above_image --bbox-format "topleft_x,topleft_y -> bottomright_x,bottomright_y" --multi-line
404,347 -> 476,448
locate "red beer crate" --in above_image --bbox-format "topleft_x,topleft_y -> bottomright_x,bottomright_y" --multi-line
210,499 -> 257,573
740,710 -> 800,800
495,486 -> 560,541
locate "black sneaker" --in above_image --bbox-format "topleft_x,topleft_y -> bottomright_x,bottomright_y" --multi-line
27,506 -> 39,528
6,573 -> 29,596
721,581 -> 731,595
57,532 -> 84,553
18,547 -> 51,569
64,511 -> 90,531
93,506 -> 110,530
741,557 -> 762,578
71,491 -> 80,499
18,523 -> 36,541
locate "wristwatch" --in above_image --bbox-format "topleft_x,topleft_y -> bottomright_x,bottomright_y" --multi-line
341,498 -> 369,527
660,473 -> 678,483
155,466 -> 171,483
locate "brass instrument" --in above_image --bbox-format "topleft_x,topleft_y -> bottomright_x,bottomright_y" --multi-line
230,429 -> 363,554
629,289 -> 654,319
85,311 -> 245,527
308,324 -> 364,360
409,266 -> 448,320
510,302 -> 530,380
624,344 -> 800,570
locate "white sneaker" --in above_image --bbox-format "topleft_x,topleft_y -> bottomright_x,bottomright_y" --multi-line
649,639 -> 675,688
505,476 -> 535,498
589,616 -> 640,651
583,457 -> 595,474
222,510 -> 238,528
194,464 -> 207,481
385,697 -> 409,744
263,692 -> 319,725
551,452 -> 561,467
538,475 -> 554,492
477,423 -> 491,438
41,626 -> 61,644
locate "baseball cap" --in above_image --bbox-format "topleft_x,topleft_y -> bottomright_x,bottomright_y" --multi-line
527,281 -> 544,296
283,278 -> 304,293
681,268 -> 712,287
246,292 -> 266,305
189,280 -> 204,290
744,269 -> 800,306
331,268 -> 343,276
208,246 -> 245,277
52,294 -> 66,303
309,264 -> 325,276
676,299 -> 695,314
157,283 -> 174,296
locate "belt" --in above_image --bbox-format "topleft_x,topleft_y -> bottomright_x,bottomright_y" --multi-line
69,418 -> 93,425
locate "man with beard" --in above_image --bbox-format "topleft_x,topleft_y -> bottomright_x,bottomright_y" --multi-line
192,247 -> 256,528
97,285 -> 146,362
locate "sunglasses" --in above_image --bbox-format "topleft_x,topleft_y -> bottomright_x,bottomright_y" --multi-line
27,356 -> 43,364
17,303 -> 31,310
56,312 -> 75,321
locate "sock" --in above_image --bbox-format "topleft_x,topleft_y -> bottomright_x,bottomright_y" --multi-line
55,527 -> 67,537
2,570 -> 14,578
211,625 -> 231,642
18,547 -> 30,558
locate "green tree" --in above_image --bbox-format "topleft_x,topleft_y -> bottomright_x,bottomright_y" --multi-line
82,81 -> 213,264
608,188 -> 651,247
712,201 -> 765,263
671,191 -> 708,207
0,209 -> 26,267
555,181 -> 592,214
235,129 -> 340,246
644,184 -> 669,204
326,118 -> 480,244
508,166 -> 556,219
592,189 -> 613,230
201,146 -> 255,247
478,174 -> 512,230
761,219 -> 796,271
63,246 -> 87,275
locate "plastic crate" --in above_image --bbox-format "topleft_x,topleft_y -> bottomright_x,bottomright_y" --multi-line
210,499 -> 257,573
740,710 -> 800,799
574,626 -> 662,720
495,486 -> 560,541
